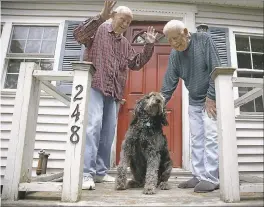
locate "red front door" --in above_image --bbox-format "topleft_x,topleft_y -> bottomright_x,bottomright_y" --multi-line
116,22 -> 182,167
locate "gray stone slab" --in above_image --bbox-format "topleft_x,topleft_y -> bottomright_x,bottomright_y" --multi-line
2,182 -> 263,207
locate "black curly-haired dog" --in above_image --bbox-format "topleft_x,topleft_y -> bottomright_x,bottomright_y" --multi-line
115,92 -> 173,194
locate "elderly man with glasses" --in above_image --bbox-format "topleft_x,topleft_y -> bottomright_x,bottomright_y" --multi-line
161,20 -> 221,193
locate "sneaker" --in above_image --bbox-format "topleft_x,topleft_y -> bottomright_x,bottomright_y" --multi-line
82,176 -> 95,190
194,180 -> 219,193
178,177 -> 200,188
94,174 -> 115,183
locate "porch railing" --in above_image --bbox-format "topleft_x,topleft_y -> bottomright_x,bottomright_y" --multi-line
212,67 -> 264,203
2,62 -> 95,202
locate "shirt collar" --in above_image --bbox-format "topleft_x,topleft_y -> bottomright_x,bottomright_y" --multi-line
107,23 -> 123,40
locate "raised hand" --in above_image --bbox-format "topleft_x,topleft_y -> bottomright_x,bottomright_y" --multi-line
100,0 -> 117,21
144,26 -> 158,44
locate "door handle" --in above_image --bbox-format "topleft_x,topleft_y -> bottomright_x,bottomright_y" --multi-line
120,99 -> 126,105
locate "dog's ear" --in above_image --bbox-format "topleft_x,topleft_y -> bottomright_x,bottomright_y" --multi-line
130,98 -> 144,125
161,107 -> 169,126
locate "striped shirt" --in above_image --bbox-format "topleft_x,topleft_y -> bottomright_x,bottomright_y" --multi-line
161,32 -> 221,106
73,14 -> 154,101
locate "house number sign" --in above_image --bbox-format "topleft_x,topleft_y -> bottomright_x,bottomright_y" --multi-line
70,84 -> 84,144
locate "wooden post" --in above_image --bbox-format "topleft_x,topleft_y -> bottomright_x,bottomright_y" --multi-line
212,67 -> 240,203
2,62 -> 41,201
61,62 -> 95,202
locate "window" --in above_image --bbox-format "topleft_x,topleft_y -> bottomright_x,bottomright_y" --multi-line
235,35 -> 264,113
132,31 -> 168,44
4,25 -> 58,89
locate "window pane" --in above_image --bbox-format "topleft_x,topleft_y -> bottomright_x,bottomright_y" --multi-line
239,88 -> 255,112
25,59 -> 54,70
236,36 -> 250,51
28,27 -> 43,39
9,26 -> 58,55
237,53 -> 252,69
12,26 -> 28,39
255,96 -> 264,112
4,74 -> 19,89
252,54 -> 264,70
25,40 -> 41,53
9,40 -> 26,53
237,71 -> 252,78
252,73 -> 264,78
240,100 -> 255,112
40,60 -> 53,70
158,36 -> 168,43
251,36 -> 263,53
40,40 -> 56,54
43,27 -> 58,40
7,59 -> 24,73
133,35 -> 146,44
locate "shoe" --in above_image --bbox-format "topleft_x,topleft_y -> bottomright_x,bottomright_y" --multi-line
194,180 -> 219,193
178,177 -> 200,188
95,174 -> 115,183
82,176 -> 95,190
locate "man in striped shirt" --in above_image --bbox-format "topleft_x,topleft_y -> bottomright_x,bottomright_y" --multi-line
161,20 -> 221,193
73,1 -> 158,190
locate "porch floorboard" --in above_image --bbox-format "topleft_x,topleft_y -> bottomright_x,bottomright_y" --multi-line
2,182 -> 263,206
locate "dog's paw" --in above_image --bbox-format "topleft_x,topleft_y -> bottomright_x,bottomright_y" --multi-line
115,179 -> 127,190
115,182 -> 126,190
159,181 -> 170,190
143,185 -> 156,195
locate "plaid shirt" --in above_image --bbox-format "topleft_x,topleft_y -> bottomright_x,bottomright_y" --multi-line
73,15 -> 154,100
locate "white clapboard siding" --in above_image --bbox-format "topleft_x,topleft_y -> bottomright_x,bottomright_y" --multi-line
196,4 -> 263,28
236,118 -> 264,178
1,93 -> 69,183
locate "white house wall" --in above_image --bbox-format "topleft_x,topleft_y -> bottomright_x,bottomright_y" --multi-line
1,93 -> 69,182
1,1 -> 263,183
195,4 -> 263,29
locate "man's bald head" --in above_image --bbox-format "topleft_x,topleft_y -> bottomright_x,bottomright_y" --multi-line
163,20 -> 190,51
163,20 -> 185,37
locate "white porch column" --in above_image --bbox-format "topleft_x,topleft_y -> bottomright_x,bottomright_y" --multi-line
212,67 -> 240,203
61,62 -> 95,202
2,62 -> 41,201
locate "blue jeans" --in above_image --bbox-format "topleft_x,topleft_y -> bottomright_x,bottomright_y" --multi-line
83,88 -> 119,178
189,105 -> 219,185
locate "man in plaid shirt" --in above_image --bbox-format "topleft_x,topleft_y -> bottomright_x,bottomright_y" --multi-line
73,0 -> 158,190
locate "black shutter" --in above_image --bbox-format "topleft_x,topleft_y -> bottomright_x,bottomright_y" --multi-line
208,27 -> 231,67
57,20 -> 84,94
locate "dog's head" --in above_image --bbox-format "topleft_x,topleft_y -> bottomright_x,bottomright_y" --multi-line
132,92 -> 168,126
